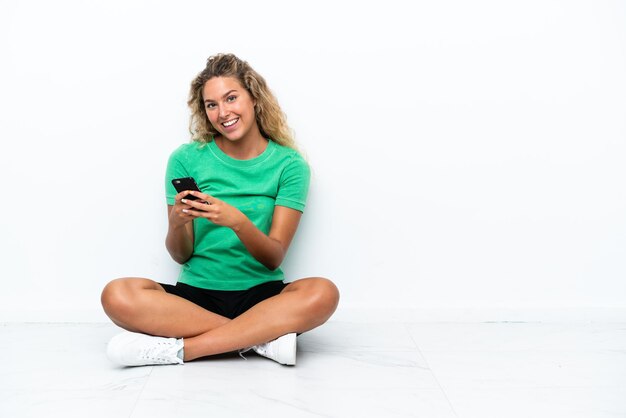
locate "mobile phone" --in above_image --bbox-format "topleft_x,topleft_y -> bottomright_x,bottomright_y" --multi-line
171,177 -> 203,200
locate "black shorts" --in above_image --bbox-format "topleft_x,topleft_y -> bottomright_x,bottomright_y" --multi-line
159,280 -> 288,319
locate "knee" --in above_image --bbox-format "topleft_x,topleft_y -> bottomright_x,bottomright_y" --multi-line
306,278 -> 340,317
101,278 -> 135,319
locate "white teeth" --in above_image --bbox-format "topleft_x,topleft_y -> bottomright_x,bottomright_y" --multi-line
222,118 -> 238,127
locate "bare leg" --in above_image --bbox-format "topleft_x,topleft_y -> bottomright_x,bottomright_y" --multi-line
101,278 -> 230,338
101,277 -> 340,362
183,277 -> 339,361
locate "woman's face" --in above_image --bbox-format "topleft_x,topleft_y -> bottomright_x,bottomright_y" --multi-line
202,76 -> 258,143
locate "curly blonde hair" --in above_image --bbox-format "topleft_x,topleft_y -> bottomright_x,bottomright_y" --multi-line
187,53 -> 296,149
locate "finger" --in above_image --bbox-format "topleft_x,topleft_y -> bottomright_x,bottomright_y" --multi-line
181,197 -> 211,209
187,190 -> 214,202
182,196 -> 211,207
175,192 -> 197,205
175,190 -> 192,201
182,208 -> 211,218
177,205 -> 196,217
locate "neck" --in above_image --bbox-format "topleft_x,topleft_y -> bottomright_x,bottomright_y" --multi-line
215,131 -> 268,160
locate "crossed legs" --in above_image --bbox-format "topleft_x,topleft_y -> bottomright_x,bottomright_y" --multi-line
101,277 -> 339,361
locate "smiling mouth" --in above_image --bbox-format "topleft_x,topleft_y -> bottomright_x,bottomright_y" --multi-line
222,118 -> 239,128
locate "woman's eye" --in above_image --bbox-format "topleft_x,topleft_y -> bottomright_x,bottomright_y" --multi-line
206,103 -> 216,109
227,95 -> 237,102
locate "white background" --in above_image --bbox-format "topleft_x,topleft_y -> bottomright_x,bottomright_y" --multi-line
0,0 -> 625,321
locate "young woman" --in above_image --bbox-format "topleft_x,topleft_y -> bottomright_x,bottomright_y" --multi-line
101,53 -> 339,366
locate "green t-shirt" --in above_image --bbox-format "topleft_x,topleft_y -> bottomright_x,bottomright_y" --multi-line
165,139 -> 310,290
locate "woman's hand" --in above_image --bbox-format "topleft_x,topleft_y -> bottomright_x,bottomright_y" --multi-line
168,191 -> 199,229
181,190 -> 247,230
177,190 -> 302,270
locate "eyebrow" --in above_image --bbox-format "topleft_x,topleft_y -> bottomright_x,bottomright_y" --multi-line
204,89 -> 238,104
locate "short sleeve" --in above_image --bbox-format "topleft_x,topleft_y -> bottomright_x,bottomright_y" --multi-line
275,154 -> 310,212
165,145 -> 191,205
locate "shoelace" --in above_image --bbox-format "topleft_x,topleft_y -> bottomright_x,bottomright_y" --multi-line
141,341 -> 177,363
238,346 -> 252,360
238,342 -> 269,360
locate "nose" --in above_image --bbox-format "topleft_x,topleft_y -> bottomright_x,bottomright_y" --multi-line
218,104 -> 230,120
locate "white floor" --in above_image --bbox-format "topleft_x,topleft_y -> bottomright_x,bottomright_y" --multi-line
1,320 -> 625,418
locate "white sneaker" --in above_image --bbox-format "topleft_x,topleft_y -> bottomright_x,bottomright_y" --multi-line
251,333 -> 297,366
107,331 -> 184,366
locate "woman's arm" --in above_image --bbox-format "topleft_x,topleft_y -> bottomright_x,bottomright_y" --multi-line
232,205 -> 302,270
165,191 -> 197,264
181,191 -> 301,270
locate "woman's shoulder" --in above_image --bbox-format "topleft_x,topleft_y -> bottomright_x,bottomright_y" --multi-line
270,141 -> 310,183
168,140 -> 207,159
271,141 -> 307,165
